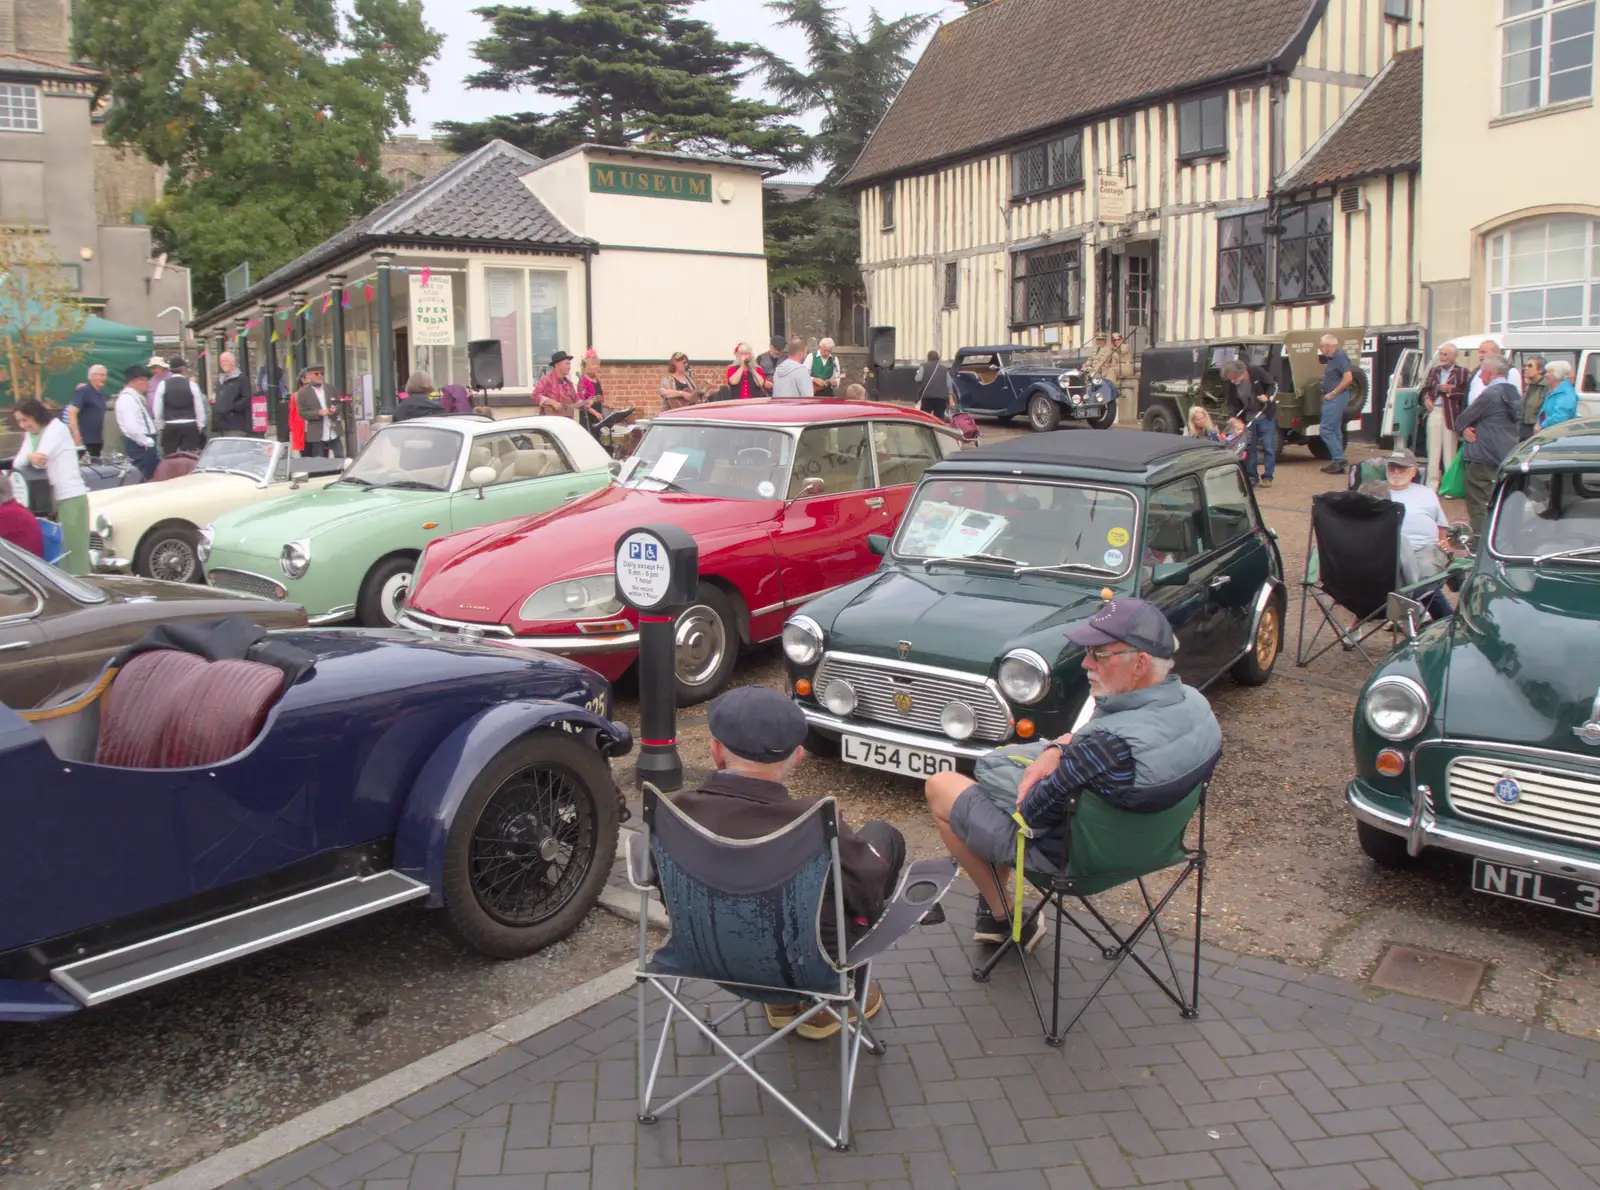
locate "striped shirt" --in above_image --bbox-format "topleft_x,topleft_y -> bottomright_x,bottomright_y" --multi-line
1019,732 -> 1139,830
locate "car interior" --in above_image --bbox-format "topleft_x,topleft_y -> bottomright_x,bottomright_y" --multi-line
957,355 -> 1004,386
788,426 -> 873,497
466,431 -> 570,485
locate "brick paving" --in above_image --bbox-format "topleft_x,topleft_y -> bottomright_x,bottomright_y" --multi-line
221,884 -> 1600,1190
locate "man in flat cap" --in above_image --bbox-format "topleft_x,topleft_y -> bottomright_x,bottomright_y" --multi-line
673,685 -> 907,1038
295,363 -> 341,457
924,597 -> 1222,947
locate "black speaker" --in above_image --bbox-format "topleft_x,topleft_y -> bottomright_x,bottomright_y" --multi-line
468,339 -> 504,390
868,326 -> 896,370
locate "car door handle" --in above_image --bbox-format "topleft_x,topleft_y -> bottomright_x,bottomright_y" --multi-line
0,640 -> 29,652
1209,575 -> 1232,590
865,497 -> 885,509
562,491 -> 584,503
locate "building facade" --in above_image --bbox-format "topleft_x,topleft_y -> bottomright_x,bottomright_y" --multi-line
845,0 -> 1425,409
1419,0 -> 1599,349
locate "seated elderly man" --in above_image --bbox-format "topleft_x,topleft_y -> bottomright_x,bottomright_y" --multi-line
924,598 -> 1223,945
1382,447 -> 1455,620
672,685 -> 908,1036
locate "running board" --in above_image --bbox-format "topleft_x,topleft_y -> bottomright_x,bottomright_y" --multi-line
51,871 -> 429,1006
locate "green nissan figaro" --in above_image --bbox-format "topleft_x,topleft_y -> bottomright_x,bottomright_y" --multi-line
199,415 -> 613,626
782,430 -> 1285,779
1348,417 -> 1600,918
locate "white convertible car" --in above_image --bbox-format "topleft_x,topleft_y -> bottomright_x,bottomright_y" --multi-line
88,438 -> 345,583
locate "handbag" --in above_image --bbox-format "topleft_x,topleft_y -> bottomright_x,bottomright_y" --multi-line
951,411 -> 980,441
1437,450 -> 1467,500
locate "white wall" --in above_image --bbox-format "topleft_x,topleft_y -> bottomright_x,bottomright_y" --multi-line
590,249 -> 768,362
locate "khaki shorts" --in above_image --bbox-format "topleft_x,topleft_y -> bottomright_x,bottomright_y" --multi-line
949,781 -> 1064,872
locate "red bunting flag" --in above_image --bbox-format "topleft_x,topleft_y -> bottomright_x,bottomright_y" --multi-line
244,318 -> 261,329
364,283 -> 374,302
322,294 -> 333,312
420,267 -> 431,287
341,291 -> 352,308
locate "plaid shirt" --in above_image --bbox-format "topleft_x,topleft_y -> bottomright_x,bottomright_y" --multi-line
1018,732 -> 1138,831
1419,363 -> 1469,431
533,371 -> 578,408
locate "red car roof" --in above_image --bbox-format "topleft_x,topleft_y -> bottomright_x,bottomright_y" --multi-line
654,398 -> 943,426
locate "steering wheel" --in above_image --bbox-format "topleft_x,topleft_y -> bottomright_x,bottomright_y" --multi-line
735,447 -> 772,466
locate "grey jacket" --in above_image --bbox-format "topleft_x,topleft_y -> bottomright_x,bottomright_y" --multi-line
1454,380 -> 1523,467
771,357 -> 811,398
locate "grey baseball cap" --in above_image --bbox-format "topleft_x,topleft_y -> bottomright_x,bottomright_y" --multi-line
1066,597 -> 1179,659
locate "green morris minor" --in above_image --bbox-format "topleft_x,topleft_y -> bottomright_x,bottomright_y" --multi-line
782,430 -> 1285,778
1347,417 -> 1600,918
200,415 -> 612,626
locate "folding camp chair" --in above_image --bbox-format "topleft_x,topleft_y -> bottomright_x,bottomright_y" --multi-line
1295,489 -> 1459,667
973,782 -> 1209,1047
628,784 -> 956,1151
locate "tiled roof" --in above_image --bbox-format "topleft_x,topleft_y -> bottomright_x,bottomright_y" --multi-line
1280,47 -> 1422,190
197,140 -> 588,325
0,52 -> 103,83
842,0 -> 1326,186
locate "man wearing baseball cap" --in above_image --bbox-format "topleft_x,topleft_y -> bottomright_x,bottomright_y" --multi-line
1382,446 -> 1454,617
924,597 -> 1222,946
672,685 -> 908,1038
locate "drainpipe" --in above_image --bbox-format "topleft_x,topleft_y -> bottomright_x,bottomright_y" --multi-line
583,247 -> 595,350
1263,75 -> 1285,337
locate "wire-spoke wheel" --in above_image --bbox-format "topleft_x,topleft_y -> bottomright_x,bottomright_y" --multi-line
136,526 -> 200,583
443,732 -> 619,958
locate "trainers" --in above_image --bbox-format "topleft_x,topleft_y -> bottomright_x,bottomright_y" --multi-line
1320,462 -> 1345,474
764,1001 -> 804,1031
974,905 -> 1048,952
1260,476 -> 1274,489
796,985 -> 883,1041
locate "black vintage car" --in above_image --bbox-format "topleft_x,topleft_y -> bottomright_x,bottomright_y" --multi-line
953,345 -> 1118,432
782,430 -> 1284,778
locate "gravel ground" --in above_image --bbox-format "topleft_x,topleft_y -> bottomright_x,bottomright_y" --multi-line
5,422 -> 1598,1190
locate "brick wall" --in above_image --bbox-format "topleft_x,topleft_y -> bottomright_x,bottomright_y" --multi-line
486,361 -> 736,419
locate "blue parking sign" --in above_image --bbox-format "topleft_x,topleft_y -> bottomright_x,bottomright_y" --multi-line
629,542 -> 642,559
645,543 -> 658,561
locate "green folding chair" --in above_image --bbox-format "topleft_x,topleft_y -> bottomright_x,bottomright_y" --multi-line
975,783 -> 1208,1047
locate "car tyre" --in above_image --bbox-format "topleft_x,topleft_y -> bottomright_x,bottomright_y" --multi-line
1356,820 -> 1413,868
358,555 -> 416,627
1028,393 -> 1062,433
1088,403 -> 1118,430
1141,405 -> 1178,435
674,584 -> 739,706
136,525 -> 202,584
1231,595 -> 1283,687
1307,436 -> 1333,460
442,731 -> 620,959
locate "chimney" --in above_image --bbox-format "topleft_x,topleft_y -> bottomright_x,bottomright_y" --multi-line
0,0 -> 16,54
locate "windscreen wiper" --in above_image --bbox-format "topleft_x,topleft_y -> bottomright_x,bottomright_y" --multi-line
1018,560 -> 1122,576
1533,544 -> 1600,565
922,551 -> 1023,571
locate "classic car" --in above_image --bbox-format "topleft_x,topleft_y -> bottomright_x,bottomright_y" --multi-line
402,399 -> 961,705
201,415 -> 612,627
953,345 -> 1118,432
87,437 -> 345,583
5,454 -> 142,519
1346,417 -> 1600,919
0,537 -> 307,708
783,430 -> 1284,778
0,619 -> 632,1022
1138,336 -> 1367,459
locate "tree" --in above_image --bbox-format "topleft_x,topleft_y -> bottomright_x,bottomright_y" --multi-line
752,0 -> 937,187
0,228 -> 88,404
74,0 -> 443,310
440,1 -> 806,166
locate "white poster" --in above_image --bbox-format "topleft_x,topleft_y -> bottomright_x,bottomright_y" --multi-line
409,273 -> 455,348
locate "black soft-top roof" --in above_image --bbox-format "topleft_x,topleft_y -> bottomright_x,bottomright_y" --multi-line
936,429 -> 1231,475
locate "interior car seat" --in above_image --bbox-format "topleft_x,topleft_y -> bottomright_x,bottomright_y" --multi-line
96,650 -> 287,768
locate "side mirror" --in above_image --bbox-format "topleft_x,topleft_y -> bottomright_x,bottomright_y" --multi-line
1150,562 -> 1188,587
867,533 -> 889,557
342,457 -> 355,472
468,464 -> 498,499
803,476 -> 825,497
1388,592 -> 1427,640
289,471 -> 309,490
608,458 -> 623,478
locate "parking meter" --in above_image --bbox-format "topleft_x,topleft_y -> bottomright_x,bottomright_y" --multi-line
614,524 -> 699,791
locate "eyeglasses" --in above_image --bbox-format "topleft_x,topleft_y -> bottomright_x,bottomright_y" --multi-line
1085,645 -> 1136,662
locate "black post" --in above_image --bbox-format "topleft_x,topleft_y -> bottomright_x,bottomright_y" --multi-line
235,318 -> 250,421
613,524 -> 700,793
328,273 -> 349,454
264,302 -> 287,443
290,291 -> 309,385
375,252 -> 395,416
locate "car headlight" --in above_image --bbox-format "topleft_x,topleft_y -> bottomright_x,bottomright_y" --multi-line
280,539 -> 311,579
94,512 -> 113,541
197,525 -> 212,563
1363,676 -> 1430,742
998,649 -> 1051,705
822,679 -> 857,716
519,574 -> 623,622
782,615 -> 824,666
941,700 -> 976,741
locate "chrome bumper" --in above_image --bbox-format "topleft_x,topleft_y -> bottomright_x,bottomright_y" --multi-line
307,605 -> 357,625
397,609 -> 639,654
90,551 -> 132,574
1347,779 -> 1600,883
800,707 -> 997,761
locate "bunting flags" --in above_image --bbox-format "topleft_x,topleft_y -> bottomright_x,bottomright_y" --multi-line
364,283 -> 374,302
322,294 -> 333,313
341,290 -> 352,308
420,267 -> 431,287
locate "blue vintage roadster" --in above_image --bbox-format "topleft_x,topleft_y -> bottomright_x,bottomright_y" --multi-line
953,345 -> 1118,432
0,620 -> 632,1022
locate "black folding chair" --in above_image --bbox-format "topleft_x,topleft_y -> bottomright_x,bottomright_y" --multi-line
974,782 -> 1209,1047
628,784 -> 956,1151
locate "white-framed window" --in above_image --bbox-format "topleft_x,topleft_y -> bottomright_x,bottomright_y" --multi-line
1501,0 -> 1596,115
1485,216 -> 1600,331
0,84 -> 41,132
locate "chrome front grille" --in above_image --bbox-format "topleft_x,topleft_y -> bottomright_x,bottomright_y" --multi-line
398,609 -> 514,639
1447,755 -> 1600,844
813,652 -> 1012,742
209,567 -> 286,600
88,532 -> 106,553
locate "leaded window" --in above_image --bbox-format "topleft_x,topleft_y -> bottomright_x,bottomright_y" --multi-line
1011,243 -> 1082,325
1276,200 -> 1334,303
1011,132 -> 1083,199
1217,211 -> 1268,307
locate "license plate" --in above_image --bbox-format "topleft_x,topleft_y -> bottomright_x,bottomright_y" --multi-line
1471,860 -> 1600,918
840,734 -> 956,778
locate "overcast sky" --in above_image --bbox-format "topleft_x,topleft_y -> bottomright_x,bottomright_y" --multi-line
402,0 -> 959,173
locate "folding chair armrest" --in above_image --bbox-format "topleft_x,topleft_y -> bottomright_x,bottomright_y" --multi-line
625,830 -> 655,890
841,857 -> 957,969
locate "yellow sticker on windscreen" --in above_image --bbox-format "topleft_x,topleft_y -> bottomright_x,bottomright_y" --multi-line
1107,527 -> 1130,547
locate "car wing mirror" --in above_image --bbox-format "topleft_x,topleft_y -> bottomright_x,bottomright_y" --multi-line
289,471 -> 309,490
785,476 -> 825,506
608,458 -> 623,478
1388,592 -> 1427,641
1150,562 -> 1189,587
868,533 -> 889,557
468,464 -> 498,499
341,457 -> 355,472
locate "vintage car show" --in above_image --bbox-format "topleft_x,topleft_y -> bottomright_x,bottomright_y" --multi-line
5,0 -> 1600,1186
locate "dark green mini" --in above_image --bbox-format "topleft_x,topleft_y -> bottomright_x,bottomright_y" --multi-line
1347,417 -> 1600,919
782,430 -> 1285,781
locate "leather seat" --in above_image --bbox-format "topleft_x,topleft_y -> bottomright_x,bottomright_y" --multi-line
97,650 -> 287,769
152,452 -> 199,482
